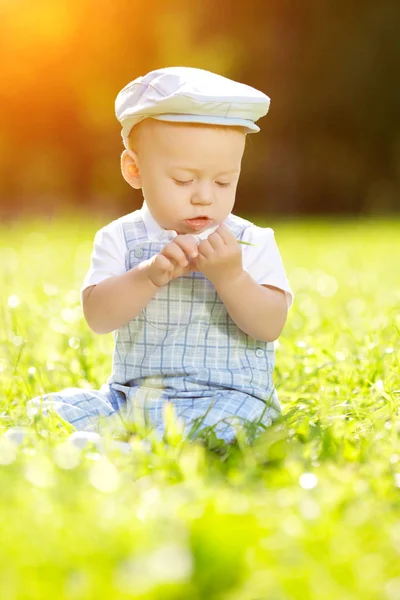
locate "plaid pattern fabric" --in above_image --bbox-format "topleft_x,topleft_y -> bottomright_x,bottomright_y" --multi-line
27,213 -> 281,443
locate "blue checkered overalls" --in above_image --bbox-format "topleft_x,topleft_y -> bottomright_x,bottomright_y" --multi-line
27,212 -> 282,443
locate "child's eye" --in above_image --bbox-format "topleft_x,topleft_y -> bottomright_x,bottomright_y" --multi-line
216,182 -> 231,188
173,178 -> 193,186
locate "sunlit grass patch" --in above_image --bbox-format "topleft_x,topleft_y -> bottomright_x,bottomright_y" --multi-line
0,214 -> 399,599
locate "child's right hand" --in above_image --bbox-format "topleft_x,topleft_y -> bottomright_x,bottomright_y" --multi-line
143,235 -> 199,288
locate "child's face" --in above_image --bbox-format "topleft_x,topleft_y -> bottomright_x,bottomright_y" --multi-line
121,119 -> 246,234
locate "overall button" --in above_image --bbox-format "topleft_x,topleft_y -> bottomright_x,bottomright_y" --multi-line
134,248 -> 144,259
255,348 -> 264,358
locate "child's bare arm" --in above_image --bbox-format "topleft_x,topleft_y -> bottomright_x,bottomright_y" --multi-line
82,266 -> 158,334
82,234 -> 199,334
193,224 -> 288,342
214,274 -> 288,342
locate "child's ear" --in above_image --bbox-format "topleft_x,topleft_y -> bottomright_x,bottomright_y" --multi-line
120,149 -> 142,189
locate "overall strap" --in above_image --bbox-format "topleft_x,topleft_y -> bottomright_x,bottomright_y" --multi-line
122,214 -> 148,247
121,214 -> 149,271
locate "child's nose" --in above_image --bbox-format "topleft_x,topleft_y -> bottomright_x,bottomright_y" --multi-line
190,182 -> 213,205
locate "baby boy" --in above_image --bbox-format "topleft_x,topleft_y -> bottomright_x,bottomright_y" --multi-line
28,66 -> 293,444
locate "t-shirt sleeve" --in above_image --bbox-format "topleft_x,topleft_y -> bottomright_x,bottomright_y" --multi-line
241,224 -> 294,309
80,221 -> 126,296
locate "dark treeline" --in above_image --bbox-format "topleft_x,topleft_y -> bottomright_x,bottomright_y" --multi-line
0,0 -> 399,217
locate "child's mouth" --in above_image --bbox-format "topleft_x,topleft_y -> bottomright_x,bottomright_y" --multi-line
183,217 -> 212,231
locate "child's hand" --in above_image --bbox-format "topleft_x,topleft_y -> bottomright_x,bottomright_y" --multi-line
194,224 -> 244,287
145,234 -> 199,288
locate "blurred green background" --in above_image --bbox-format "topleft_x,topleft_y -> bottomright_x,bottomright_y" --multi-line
1,0 -> 400,219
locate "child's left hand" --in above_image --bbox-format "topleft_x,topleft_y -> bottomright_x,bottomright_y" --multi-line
194,224 -> 244,287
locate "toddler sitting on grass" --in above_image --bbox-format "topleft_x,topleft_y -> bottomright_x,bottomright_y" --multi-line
28,66 -> 293,445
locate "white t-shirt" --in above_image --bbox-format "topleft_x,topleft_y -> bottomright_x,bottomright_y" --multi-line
81,202 -> 294,308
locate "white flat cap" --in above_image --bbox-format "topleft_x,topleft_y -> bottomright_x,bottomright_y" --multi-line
115,66 -> 270,148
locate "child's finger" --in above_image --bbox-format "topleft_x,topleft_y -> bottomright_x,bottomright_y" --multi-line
216,223 -> 236,246
161,242 -> 188,267
197,238 -> 214,258
207,231 -> 225,252
154,254 -> 174,272
172,235 -> 199,259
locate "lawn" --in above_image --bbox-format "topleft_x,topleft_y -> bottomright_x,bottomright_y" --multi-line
0,213 -> 399,600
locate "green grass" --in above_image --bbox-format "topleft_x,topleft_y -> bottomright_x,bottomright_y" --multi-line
1,213 -> 400,600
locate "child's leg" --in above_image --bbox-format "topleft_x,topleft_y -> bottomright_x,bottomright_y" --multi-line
26,384 -> 124,434
161,392 -> 280,444
207,392 -> 279,443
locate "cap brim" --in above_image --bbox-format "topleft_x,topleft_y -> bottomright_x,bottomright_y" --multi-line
120,112 -> 260,148
152,113 -> 260,133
